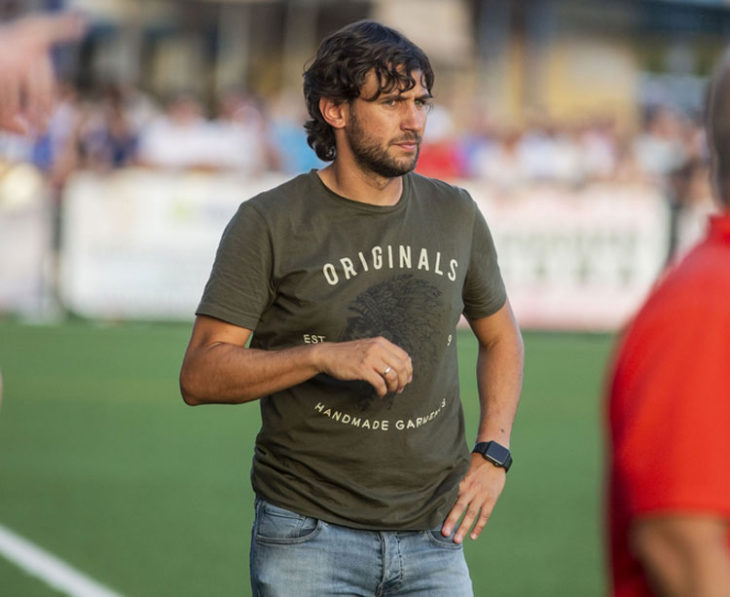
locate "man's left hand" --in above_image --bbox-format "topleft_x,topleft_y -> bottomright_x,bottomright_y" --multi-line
441,453 -> 507,544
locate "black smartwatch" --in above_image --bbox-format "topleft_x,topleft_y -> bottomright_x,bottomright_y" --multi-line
472,441 -> 512,472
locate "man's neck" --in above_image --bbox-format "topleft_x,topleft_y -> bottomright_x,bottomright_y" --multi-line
317,162 -> 403,206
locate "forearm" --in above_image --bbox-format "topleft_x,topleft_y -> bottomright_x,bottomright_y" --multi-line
442,306 -> 523,544
473,321 -> 524,446
180,342 -> 320,405
632,516 -> 730,597
180,315 -> 413,405
691,543 -> 730,597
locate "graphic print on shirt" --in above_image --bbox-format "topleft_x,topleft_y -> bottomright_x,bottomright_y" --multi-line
340,273 -> 443,411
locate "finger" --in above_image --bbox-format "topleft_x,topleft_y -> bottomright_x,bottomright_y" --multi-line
381,351 -> 411,383
468,506 -> 492,541
393,356 -> 412,392
367,338 -> 411,392
379,364 -> 396,393
378,361 -> 405,395
441,499 -> 467,540
5,115 -> 28,135
365,368 -> 388,398
21,13 -> 87,48
453,504 -> 480,544
381,345 -> 412,386
387,343 -> 412,374
0,72 -> 24,133
46,13 -> 87,45
23,56 -> 54,131
380,354 -> 412,394
0,112 -> 28,134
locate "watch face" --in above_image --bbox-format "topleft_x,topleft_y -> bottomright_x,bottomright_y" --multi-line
485,442 -> 510,465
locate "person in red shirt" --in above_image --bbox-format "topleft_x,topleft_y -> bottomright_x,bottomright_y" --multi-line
606,51 -> 730,597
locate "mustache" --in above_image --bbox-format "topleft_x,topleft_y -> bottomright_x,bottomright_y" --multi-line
391,134 -> 421,144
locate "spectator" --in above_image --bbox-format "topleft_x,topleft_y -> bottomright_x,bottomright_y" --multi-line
606,49 -> 730,597
416,103 -> 465,180
136,91 -> 214,170
578,116 -> 619,183
79,83 -> 139,170
269,92 -> 326,175
471,126 -> 530,193
632,106 -> 688,183
211,88 -> 280,174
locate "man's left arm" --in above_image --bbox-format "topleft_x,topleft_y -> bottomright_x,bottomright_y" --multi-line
631,515 -> 730,597
442,299 -> 524,544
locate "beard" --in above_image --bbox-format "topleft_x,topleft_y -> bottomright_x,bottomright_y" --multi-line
346,112 -> 421,178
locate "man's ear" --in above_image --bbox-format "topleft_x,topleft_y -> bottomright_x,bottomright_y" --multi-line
319,97 -> 348,129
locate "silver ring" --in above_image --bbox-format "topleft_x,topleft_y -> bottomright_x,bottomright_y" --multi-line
383,366 -> 392,376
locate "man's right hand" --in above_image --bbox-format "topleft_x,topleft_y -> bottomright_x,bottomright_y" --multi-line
312,337 -> 413,397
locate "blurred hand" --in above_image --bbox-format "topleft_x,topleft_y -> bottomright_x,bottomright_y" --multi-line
0,12 -> 86,134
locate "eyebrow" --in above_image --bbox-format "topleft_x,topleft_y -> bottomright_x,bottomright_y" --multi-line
380,91 -> 434,101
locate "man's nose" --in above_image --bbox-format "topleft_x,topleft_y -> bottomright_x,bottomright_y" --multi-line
401,101 -> 427,130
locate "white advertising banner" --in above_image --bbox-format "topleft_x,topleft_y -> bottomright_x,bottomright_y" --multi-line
464,182 -> 670,330
61,170 -> 672,329
0,163 -> 51,317
60,169 -> 284,320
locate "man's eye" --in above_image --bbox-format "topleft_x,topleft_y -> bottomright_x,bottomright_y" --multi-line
416,100 -> 433,112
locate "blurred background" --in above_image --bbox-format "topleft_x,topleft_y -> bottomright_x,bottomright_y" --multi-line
1,0 -> 726,327
0,1 -> 727,596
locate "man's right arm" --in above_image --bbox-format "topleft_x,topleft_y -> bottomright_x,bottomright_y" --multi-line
631,515 -> 730,597
179,315 -> 412,405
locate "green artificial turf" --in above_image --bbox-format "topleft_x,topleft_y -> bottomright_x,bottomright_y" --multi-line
0,321 -> 615,596
459,331 -> 615,596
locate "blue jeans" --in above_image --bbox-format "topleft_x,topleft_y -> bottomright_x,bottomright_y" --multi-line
250,497 -> 473,596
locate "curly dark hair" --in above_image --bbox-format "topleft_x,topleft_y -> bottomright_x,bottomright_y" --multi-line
303,20 -> 435,162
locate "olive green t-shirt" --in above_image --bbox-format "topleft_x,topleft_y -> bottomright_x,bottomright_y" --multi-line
197,170 -> 506,530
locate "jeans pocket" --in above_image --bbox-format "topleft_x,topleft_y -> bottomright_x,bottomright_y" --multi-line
426,526 -> 464,550
254,498 -> 322,545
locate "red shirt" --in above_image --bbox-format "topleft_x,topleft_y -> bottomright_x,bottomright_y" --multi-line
607,213 -> 730,596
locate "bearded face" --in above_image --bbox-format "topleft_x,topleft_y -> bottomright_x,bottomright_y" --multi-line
346,108 -> 421,178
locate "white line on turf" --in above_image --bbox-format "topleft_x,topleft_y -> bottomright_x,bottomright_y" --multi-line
0,523 -> 123,597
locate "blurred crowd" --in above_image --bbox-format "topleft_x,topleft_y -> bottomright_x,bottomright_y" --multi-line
421,102 -> 710,203
0,82 -> 323,188
0,80 -> 714,207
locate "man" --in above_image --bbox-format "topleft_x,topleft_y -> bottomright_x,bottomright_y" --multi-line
0,12 -> 85,134
606,51 -> 730,597
180,20 -> 523,596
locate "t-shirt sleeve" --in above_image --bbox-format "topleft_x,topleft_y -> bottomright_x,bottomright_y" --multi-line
195,201 -> 275,329
612,291 -> 730,519
461,199 -> 507,320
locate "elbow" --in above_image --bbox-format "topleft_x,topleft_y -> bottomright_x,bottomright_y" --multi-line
180,389 -> 201,407
179,365 -> 204,406
180,385 -> 201,407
